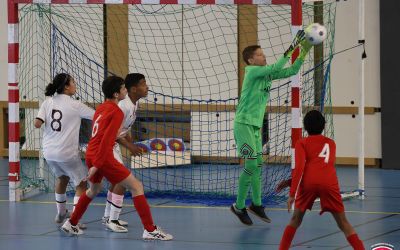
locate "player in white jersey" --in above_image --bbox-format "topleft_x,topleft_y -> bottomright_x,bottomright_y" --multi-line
102,73 -> 149,233
34,73 -> 95,227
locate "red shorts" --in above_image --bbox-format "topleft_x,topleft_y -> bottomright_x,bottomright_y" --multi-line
86,157 -> 131,185
295,185 -> 345,215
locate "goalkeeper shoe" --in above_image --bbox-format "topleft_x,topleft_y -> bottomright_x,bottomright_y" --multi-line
248,203 -> 271,223
61,219 -> 83,236
102,216 -> 128,227
230,203 -> 253,226
143,226 -> 173,241
106,219 -> 128,233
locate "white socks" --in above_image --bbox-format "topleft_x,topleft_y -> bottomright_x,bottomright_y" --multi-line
73,195 -> 80,212
55,193 -> 66,215
104,190 -> 113,218
109,193 -> 124,221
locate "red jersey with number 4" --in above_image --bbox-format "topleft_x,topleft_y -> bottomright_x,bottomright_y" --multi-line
86,101 -> 123,169
290,135 -> 339,197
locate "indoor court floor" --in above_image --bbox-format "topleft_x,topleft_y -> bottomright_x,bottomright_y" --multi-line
0,160 -> 399,250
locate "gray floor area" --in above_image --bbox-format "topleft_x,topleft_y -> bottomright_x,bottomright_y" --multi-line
0,158 -> 399,250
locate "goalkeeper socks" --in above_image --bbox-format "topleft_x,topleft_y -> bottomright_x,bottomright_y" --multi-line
55,193 -> 67,215
279,225 -> 297,250
104,190 -> 113,218
346,234 -> 365,250
235,171 -> 251,209
70,192 -> 92,226
236,159 -> 258,209
110,193 -> 124,221
250,165 -> 262,206
133,194 -> 156,232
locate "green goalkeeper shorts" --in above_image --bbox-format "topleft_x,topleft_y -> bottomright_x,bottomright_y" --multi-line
234,122 -> 262,159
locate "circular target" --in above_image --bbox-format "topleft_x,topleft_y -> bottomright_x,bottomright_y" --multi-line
150,139 -> 167,151
168,139 -> 184,151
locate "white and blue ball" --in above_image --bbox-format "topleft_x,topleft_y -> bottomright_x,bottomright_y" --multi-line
305,23 -> 327,45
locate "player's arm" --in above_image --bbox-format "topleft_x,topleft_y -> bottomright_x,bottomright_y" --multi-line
116,134 -> 143,157
275,178 -> 292,193
78,102 -> 95,120
270,40 -> 313,80
247,31 -> 307,79
34,101 -> 47,128
93,110 -> 124,167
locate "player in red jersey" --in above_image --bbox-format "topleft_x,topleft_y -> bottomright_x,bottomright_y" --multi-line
61,76 -> 173,240
278,110 -> 364,250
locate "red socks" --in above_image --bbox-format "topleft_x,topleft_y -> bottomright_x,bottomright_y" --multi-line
347,234 -> 365,250
279,225 -> 297,250
69,192 -> 92,226
133,194 -> 156,232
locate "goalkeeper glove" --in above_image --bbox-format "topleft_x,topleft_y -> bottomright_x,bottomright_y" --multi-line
284,29 -> 306,57
298,39 -> 313,60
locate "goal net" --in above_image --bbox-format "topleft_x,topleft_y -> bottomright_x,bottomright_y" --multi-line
12,0 -> 336,204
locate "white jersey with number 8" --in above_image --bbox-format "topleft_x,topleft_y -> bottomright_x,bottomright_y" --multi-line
36,94 -> 95,162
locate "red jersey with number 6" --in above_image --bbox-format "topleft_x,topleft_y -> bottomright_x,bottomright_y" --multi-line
86,101 -> 123,169
290,135 -> 338,197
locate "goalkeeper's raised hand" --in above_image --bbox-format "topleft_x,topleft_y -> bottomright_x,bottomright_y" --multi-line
284,30 -> 306,57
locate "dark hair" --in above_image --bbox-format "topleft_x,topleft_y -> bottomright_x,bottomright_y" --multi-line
102,75 -> 125,99
125,73 -> 145,91
242,45 -> 261,65
303,110 -> 326,135
45,73 -> 71,96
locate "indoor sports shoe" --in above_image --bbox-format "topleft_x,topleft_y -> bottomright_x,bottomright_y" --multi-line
61,219 -> 83,235
106,219 -> 128,233
230,203 -> 253,226
102,216 -> 128,227
55,210 -> 71,224
247,203 -> 271,223
142,226 -> 173,241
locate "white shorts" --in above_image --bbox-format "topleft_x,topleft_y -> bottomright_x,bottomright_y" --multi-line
113,144 -> 124,164
46,157 -> 87,187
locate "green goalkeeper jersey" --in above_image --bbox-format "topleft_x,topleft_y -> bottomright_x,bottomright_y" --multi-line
234,56 -> 304,128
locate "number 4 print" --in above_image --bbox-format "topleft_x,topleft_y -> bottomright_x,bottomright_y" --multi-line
318,143 -> 330,163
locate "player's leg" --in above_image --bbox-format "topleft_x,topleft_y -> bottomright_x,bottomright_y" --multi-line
279,209 -> 305,250
104,183 -> 128,233
73,180 -> 88,230
231,122 -> 257,225
54,175 -> 70,223
321,186 -> 364,250
118,173 -> 173,240
332,213 -> 364,250
47,160 -> 71,223
103,145 -> 128,227
103,185 -> 113,223
247,130 -> 271,222
61,164 -> 103,235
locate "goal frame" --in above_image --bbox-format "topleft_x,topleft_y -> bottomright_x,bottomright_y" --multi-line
7,0 -> 346,202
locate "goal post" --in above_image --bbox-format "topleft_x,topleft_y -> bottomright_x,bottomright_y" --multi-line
8,0 -> 338,203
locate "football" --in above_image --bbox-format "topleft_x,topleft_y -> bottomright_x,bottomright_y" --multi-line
305,23 -> 327,45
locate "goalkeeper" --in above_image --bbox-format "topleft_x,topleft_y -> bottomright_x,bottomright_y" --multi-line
231,31 -> 312,225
